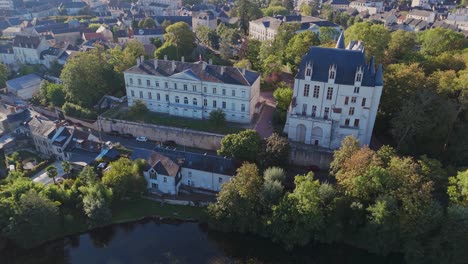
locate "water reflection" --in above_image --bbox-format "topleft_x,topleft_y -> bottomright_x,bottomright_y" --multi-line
1,218 -> 403,264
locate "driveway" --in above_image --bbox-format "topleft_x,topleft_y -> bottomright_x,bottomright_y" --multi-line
32,161 -> 65,185
254,91 -> 276,139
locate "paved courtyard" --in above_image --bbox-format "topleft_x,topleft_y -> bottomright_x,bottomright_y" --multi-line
254,91 -> 276,139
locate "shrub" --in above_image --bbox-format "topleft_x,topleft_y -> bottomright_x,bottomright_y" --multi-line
63,102 -> 97,120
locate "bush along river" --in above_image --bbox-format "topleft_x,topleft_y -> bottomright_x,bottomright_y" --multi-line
2,218 -> 403,264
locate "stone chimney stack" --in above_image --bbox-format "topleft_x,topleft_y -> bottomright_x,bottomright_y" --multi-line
172,60 -> 176,71
140,55 -> 144,65
241,68 -> 245,75
164,55 -> 168,61
154,59 -> 158,69
181,56 -> 185,62
220,66 -> 225,75
136,57 -> 140,66
208,58 -> 212,65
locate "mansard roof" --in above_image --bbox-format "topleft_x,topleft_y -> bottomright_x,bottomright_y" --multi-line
296,46 -> 383,87
125,59 -> 260,87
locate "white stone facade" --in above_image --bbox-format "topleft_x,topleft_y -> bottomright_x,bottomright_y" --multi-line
349,0 -> 384,15
284,33 -> 383,149
124,58 -> 261,124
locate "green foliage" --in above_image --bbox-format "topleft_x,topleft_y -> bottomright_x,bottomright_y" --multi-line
319,27 -> 339,44
262,54 -> 283,77
385,30 -> 417,64
262,5 -> 289,16
233,0 -> 262,33
448,170 -> 468,206
195,25 -> 220,49
129,100 -> 149,117
419,28 -> 467,56
88,23 -> 102,31
61,161 -> 72,176
154,42 -> 178,60
259,133 -> 290,169
81,183 -> 113,227
102,158 -> 146,199
218,130 -> 262,162
285,31 -> 320,71
0,63 -> 7,87
209,109 -> 226,128
263,167 -> 286,183
78,166 -> 98,185
46,165 -> 58,184
62,102 -> 97,120
138,17 -> 156,29
163,22 -> 195,58
344,22 -> 390,62
273,86 -> 293,112
208,163 -> 265,233
46,82 -> 66,107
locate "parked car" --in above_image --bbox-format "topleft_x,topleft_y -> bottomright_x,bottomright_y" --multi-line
121,133 -> 133,139
108,130 -> 119,136
163,140 -> 176,147
306,165 -> 320,173
105,141 -> 113,148
136,136 -> 148,142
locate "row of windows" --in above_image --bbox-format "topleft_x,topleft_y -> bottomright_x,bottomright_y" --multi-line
128,78 -> 247,97
301,105 -> 330,119
304,69 -> 362,83
344,118 -> 360,127
344,96 -> 366,107
130,90 -> 246,111
303,85 -> 361,99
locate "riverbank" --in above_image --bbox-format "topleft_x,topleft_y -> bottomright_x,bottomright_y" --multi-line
3,197 -> 206,251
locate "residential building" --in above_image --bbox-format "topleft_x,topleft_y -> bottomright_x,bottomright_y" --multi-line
406,9 -> 435,23
12,35 -> 50,64
249,15 -> 341,41
131,148 -> 235,195
58,1 -> 87,15
6,74 -> 43,99
82,0 -> 107,9
323,0 -> 350,11
368,11 -> 398,25
349,0 -> 384,15
132,28 -> 164,45
283,32 -> 383,149
192,12 -> 217,32
411,0 -> 430,9
124,57 -> 261,124
0,0 -> 14,10
96,25 -> 114,42
445,10 -> 468,31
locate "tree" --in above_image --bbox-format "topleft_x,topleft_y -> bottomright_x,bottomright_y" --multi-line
61,161 -> 72,178
46,165 -> 58,184
344,22 -> 390,62
164,22 -> 195,58
6,190 -> 60,247
218,129 -> 262,162
419,28 -> 467,56
138,17 -> 156,29
385,30 -> 417,64
263,167 -> 286,183
219,39 -> 232,60
263,54 -> 283,77
273,86 -> 293,112
448,170 -> 468,207
330,135 -> 360,175
102,158 -> 146,199
81,183 -> 113,227
195,25 -> 219,49
245,39 -> 262,71
209,109 -> 226,128
154,42 -> 178,60
88,23 -> 102,32
262,5 -> 288,16
285,31 -> 320,70
208,163 -> 265,233
129,99 -> 149,117
45,83 -> 66,107
274,22 -> 300,60
259,133 -> 290,168
79,166 -> 98,184
234,0 -> 262,33
319,27 -> 339,44
0,63 -> 7,87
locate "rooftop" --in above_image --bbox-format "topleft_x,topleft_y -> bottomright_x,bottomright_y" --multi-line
6,74 -> 43,92
131,148 -> 180,177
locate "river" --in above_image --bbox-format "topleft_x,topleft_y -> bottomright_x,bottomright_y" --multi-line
2,218 -> 403,264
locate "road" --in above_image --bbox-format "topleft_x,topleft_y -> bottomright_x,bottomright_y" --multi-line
32,161 -> 65,185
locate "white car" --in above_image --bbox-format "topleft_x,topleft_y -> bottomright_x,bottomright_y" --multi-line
136,136 -> 148,142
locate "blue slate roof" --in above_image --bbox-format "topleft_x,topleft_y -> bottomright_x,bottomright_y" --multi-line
6,74 -> 42,92
296,46 -> 383,87
154,147 -> 236,176
134,28 -> 164,36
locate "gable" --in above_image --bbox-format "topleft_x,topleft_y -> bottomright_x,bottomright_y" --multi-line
170,69 -> 200,81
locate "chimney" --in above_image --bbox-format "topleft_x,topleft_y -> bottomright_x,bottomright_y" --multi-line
136,57 -> 140,66
140,55 -> 144,64
241,68 -> 245,75
154,59 -> 158,69
164,55 -> 168,61
172,60 -> 176,71
220,66 -> 225,75
181,56 -> 185,62
202,61 -> 207,70
208,58 -> 212,65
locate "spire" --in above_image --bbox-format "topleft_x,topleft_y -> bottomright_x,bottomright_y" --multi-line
335,31 -> 345,49
375,64 -> 383,86
369,56 -> 375,75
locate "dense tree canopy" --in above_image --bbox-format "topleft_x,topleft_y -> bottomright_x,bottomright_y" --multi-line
218,129 -> 262,162
162,22 -> 195,58
344,22 -> 390,62
102,158 -> 146,199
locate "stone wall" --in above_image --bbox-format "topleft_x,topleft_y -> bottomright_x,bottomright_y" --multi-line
98,117 -> 224,151
289,142 -> 334,169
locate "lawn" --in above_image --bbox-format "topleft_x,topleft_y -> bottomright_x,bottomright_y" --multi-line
111,197 -> 207,222
102,106 -> 246,135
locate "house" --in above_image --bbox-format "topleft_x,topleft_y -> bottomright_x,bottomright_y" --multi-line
445,10 -> 468,31
131,147 -> 236,195
283,32 -> 383,149
130,148 -> 182,195
124,57 -> 261,124
58,1 -> 87,15
411,0 -> 430,9
192,11 -> 217,32
323,0 -> 350,11
82,32 -> 104,42
6,74 -> 43,99
0,104 -> 30,133
249,15 -> 341,41
116,30 -> 130,45
12,34 -> 50,64
51,27 -> 82,44
368,11 -> 398,25
406,9 -> 435,23
349,0 -> 384,15
96,25 -> 114,41
404,18 -> 431,31
0,0 -> 14,10
40,47 -> 69,68
0,43 -> 15,65
132,28 -> 164,45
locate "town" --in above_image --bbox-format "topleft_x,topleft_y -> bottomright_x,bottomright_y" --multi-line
0,0 -> 467,263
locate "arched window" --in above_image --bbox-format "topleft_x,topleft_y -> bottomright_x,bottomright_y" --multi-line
193,98 -> 197,105
184,97 -> 188,104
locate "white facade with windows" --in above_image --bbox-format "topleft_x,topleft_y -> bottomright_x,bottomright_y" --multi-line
124,57 -> 261,124
284,33 -> 383,149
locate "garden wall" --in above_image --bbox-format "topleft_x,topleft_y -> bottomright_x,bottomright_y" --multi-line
98,117 -> 224,151
289,143 -> 334,169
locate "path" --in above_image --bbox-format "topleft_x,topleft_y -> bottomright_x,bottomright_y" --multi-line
254,91 -> 276,139
32,161 -> 65,185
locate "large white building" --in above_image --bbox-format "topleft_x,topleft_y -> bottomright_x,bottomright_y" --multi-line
349,0 -> 384,15
124,57 -> 261,124
0,0 -> 13,10
284,33 -> 383,149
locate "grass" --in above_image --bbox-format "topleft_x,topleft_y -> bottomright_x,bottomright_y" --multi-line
111,197 -> 207,222
102,106 -> 246,135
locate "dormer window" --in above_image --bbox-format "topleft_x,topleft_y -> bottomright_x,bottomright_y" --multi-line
150,170 -> 157,180
306,68 -> 312,77
355,66 -> 363,82
356,73 -> 362,82
305,61 -> 313,79
329,64 -> 336,80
